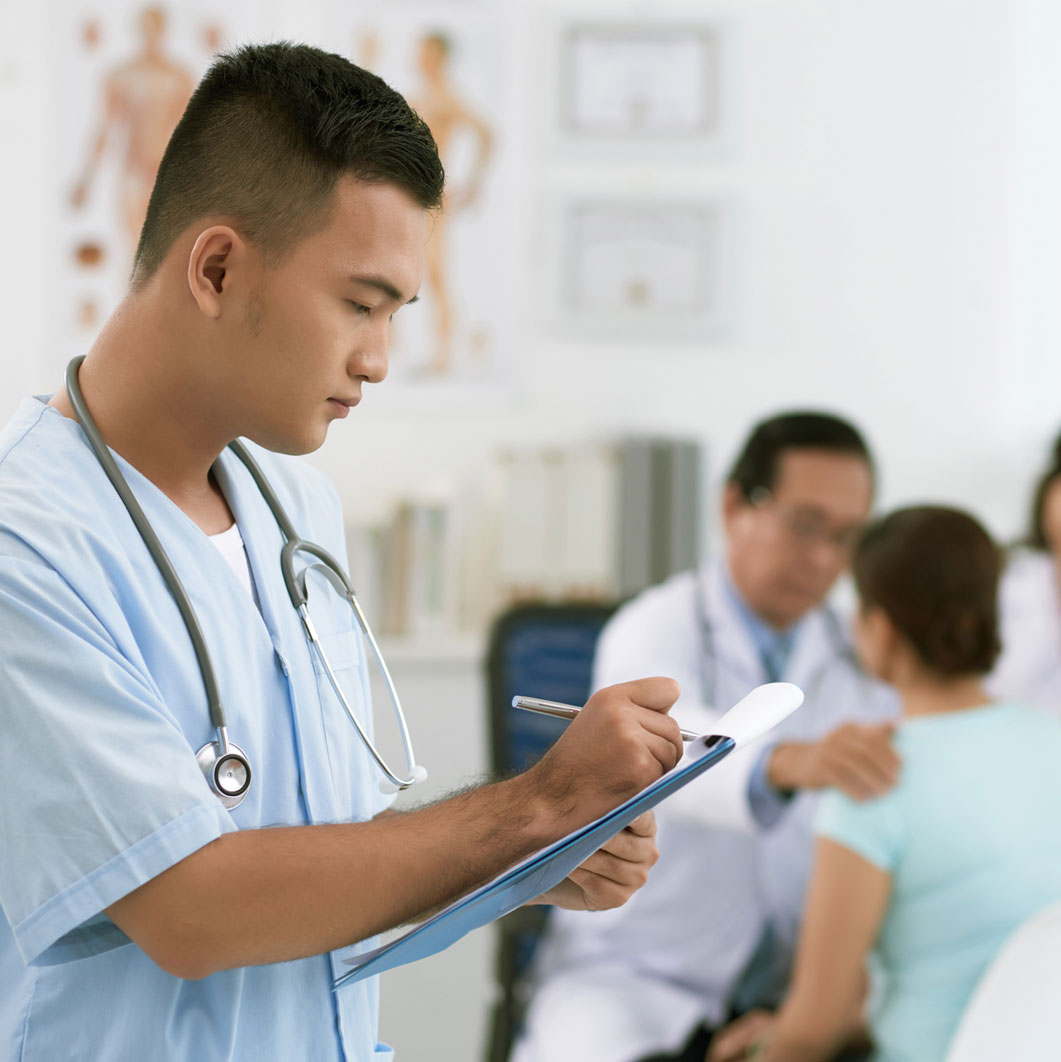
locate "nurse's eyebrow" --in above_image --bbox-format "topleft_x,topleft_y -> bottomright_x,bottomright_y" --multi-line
348,275 -> 420,305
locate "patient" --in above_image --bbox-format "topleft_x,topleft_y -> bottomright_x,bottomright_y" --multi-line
708,506 -> 1061,1062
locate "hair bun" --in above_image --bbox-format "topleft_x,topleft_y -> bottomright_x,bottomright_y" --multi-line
925,610 -> 1000,676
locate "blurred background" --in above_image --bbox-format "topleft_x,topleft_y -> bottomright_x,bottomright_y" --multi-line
2,0 -> 1060,1056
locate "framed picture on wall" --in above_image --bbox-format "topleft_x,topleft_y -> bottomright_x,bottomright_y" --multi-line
561,24 -> 720,139
552,197 -> 728,341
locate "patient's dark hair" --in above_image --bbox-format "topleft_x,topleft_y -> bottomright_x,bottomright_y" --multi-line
131,42 -> 444,287
727,411 -> 874,501
853,506 -> 1001,676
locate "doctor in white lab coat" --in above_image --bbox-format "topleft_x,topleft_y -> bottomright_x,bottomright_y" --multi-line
512,412 -> 899,1062
988,436 -> 1061,717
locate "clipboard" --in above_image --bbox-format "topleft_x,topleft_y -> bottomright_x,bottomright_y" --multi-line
334,681 -> 803,990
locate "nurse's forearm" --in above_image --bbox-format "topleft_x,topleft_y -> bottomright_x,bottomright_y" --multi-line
106,676 -> 683,979
108,775 -> 555,979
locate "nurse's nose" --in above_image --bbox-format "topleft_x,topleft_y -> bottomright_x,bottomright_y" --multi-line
351,321 -> 389,385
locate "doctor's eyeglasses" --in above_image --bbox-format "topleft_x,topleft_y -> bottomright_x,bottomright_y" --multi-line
748,487 -> 865,554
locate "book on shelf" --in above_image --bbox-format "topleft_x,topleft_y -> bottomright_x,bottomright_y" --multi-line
343,433 -> 705,644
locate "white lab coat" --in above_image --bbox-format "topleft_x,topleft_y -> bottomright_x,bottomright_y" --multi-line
988,549 -> 1061,717
512,559 -> 897,1062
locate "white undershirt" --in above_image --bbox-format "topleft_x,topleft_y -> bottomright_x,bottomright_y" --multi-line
209,522 -> 261,608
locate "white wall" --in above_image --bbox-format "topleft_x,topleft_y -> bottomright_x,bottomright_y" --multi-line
295,0 -> 1058,549
2,2 -> 1059,1060
2,0 -> 1057,535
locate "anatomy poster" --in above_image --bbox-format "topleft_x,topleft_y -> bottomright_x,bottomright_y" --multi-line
56,3 -> 261,369
56,1 -> 520,391
327,0 -> 520,390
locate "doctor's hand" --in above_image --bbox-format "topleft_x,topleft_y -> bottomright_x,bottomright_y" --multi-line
529,811 -> 659,911
524,677 -> 684,831
767,721 -> 899,801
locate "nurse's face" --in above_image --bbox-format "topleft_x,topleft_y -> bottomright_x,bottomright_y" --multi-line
724,449 -> 873,629
227,176 -> 427,455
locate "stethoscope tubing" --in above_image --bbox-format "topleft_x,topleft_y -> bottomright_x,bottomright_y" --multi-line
65,357 -> 235,753
65,356 -> 421,799
227,440 -> 419,789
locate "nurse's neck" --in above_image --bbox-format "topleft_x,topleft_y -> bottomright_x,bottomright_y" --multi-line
48,288 -> 237,536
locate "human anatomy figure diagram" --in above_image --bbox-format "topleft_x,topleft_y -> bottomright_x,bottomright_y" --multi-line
409,33 -> 494,375
70,7 -> 195,262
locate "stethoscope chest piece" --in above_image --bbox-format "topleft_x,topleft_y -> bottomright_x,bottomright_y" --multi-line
196,740 -> 252,810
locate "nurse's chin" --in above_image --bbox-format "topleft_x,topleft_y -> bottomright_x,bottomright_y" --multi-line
248,424 -> 330,457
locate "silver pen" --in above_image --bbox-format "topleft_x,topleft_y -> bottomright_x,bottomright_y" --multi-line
512,696 -> 700,742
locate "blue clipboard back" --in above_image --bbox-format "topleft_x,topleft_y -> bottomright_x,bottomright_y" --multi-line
334,733 -> 735,990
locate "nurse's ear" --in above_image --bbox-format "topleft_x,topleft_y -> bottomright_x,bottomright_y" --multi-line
186,225 -> 249,319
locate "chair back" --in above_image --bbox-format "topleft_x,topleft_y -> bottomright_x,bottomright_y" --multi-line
483,601 -> 619,1062
945,899 -> 1061,1060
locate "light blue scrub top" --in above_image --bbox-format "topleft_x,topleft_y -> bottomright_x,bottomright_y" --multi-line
0,398 -> 395,1062
816,704 -> 1061,1062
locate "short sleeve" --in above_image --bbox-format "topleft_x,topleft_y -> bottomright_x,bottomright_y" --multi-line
815,786 -> 906,871
0,542 -> 236,967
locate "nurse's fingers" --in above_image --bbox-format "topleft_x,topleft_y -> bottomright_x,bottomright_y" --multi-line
525,678 -> 683,829
623,811 -> 657,838
611,675 -> 682,713
564,845 -> 655,908
530,820 -> 661,911
640,728 -> 685,775
590,815 -> 658,864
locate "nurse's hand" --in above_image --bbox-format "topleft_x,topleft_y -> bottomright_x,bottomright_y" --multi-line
767,721 -> 899,801
529,811 -> 659,911
526,676 -> 684,830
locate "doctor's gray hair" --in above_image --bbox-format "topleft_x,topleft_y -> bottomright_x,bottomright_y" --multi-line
131,42 -> 445,289
727,411 -> 874,501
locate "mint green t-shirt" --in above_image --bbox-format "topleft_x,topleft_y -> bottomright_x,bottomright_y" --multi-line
815,704 -> 1061,1062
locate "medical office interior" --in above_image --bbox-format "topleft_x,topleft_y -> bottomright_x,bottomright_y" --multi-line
2,0 -> 1061,1057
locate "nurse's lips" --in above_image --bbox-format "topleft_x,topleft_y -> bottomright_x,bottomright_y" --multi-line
327,397 -> 359,418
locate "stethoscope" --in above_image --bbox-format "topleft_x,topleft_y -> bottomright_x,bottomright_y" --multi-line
65,356 -> 426,810
694,567 -> 859,709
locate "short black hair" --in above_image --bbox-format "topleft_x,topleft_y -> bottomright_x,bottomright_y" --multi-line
1026,429 -> 1061,550
132,42 -> 445,287
727,411 -> 874,500
854,506 -> 1002,676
